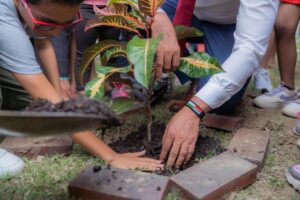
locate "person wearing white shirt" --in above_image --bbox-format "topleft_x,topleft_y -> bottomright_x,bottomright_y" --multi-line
152,0 -> 279,167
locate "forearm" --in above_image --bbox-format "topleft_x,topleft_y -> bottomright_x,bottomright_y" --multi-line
13,72 -> 61,103
151,12 -> 177,41
34,38 -> 61,92
71,131 -> 117,162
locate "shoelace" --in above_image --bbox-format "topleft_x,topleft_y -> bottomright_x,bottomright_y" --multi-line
266,83 -> 285,96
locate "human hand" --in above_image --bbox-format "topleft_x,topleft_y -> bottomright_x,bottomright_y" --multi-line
110,150 -> 164,171
59,79 -> 77,99
152,13 -> 180,80
160,107 -> 200,167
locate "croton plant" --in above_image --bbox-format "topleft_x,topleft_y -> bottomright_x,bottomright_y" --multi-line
78,0 -> 223,141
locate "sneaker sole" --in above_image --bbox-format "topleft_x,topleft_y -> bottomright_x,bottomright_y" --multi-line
252,100 -> 280,109
282,111 -> 298,118
285,169 -> 300,191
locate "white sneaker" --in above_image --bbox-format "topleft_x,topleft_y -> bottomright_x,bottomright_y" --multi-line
254,67 -> 273,92
0,148 -> 24,179
283,99 -> 300,118
253,83 -> 297,108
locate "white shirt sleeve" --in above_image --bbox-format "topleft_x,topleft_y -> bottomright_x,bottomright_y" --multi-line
195,0 -> 279,109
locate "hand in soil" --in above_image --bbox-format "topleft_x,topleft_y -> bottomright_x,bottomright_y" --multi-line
160,107 -> 200,167
59,80 -> 77,99
110,150 -> 164,171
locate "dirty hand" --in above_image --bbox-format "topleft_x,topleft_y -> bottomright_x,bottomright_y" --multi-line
110,150 -> 164,171
59,79 -> 77,99
160,107 -> 200,167
151,12 -> 180,80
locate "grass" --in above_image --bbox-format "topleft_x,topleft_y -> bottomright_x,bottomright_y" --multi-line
0,146 -> 104,200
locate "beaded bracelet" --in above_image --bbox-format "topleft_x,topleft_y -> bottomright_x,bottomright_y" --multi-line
185,100 -> 205,119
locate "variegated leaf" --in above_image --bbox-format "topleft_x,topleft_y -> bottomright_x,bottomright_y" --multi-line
78,40 -> 126,85
101,47 -> 127,65
175,25 -> 204,40
95,4 -> 145,29
111,97 -> 135,114
95,65 -> 132,75
178,52 -> 223,78
138,0 -> 165,17
130,8 -> 146,24
85,15 -> 140,35
127,35 -> 162,88
107,0 -> 138,9
85,74 -> 106,100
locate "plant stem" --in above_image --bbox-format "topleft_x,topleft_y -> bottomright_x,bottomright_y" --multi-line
146,66 -> 157,142
146,89 -> 152,142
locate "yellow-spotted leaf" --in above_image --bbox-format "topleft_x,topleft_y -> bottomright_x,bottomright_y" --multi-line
95,65 -> 132,75
107,0 -> 138,9
78,40 -> 126,85
178,52 -> 223,78
138,0 -> 165,17
175,25 -> 204,40
111,97 -> 135,114
127,35 -> 162,88
95,4 -> 145,29
101,47 -> 127,65
85,15 -> 140,35
85,74 -> 106,100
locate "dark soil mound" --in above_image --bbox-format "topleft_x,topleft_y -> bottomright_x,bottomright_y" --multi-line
109,123 -> 226,176
26,96 -> 115,116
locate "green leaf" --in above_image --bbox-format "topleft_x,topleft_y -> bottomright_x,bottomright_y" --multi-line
178,52 -> 224,78
127,35 -> 162,88
85,15 -> 140,35
85,65 -> 132,99
78,40 -> 126,85
107,0 -> 138,9
175,25 -> 204,40
138,0 -> 165,17
101,47 -> 127,65
95,4 -> 146,29
85,74 -> 106,100
111,97 -> 135,114
95,65 -> 132,75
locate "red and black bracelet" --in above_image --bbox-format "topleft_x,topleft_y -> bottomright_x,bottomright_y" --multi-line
185,100 -> 205,119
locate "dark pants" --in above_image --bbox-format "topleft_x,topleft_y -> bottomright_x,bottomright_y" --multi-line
74,5 -> 122,91
162,0 -> 251,114
0,68 -> 31,111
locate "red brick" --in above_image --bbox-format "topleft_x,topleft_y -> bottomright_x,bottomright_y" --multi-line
229,128 -> 270,170
202,114 -> 244,132
170,151 -> 258,200
69,165 -> 170,200
0,136 -> 73,158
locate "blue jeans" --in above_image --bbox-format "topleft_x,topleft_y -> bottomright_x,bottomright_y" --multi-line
162,0 -> 251,114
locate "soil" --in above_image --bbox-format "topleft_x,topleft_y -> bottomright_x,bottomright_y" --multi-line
26,96 -> 117,118
109,123 -> 225,176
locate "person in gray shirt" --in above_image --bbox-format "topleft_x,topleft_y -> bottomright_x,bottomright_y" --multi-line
0,0 -> 163,179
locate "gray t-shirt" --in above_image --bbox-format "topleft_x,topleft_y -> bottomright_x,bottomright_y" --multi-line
0,0 -> 42,74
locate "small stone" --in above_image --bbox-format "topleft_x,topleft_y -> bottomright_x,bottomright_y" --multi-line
93,165 -> 102,173
156,186 -> 161,191
118,187 -> 122,191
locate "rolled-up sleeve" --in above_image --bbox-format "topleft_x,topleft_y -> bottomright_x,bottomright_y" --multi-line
195,0 -> 279,109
